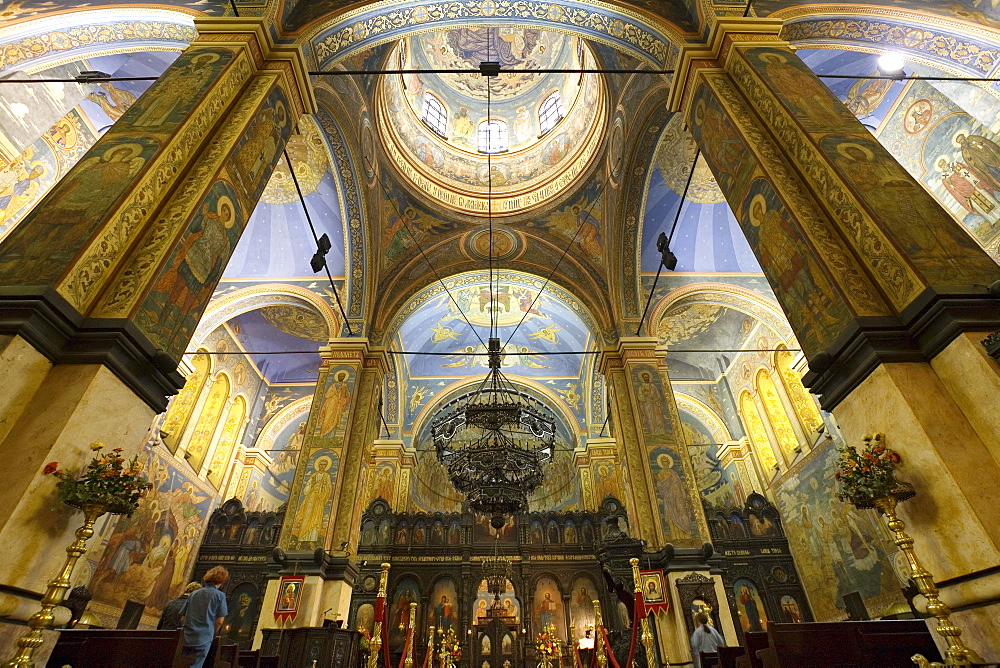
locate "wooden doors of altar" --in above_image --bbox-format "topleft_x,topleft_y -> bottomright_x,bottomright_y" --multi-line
474,614 -> 521,668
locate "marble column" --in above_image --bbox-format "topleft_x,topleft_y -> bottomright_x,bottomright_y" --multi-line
671,19 -> 1000,655
0,17 -> 314,609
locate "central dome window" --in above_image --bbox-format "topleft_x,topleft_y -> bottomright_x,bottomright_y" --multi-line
376,27 -> 606,216
478,119 -> 509,154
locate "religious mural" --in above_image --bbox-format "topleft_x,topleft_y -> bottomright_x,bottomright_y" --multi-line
246,414 -> 307,512
389,577 -> 421,647
681,411 -> 741,509
287,449 -> 340,550
739,179 -> 850,357
89,445 -> 214,615
430,578 -> 459,632
772,438 -> 900,621
733,578 -> 768,633
138,180 -> 245,353
569,575 -> 598,633
315,365 -> 356,443
648,446 -> 699,544
474,579 -> 519,625
534,577 -> 566,639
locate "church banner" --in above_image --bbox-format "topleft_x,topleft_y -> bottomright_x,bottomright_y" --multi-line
640,570 -> 670,615
274,575 -> 305,623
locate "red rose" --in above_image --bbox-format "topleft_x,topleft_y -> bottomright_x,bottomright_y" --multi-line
889,452 -> 901,464
43,462 -> 59,475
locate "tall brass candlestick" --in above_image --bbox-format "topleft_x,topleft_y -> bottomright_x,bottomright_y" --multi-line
869,491 -> 984,667
426,625 -> 435,668
593,599 -> 607,668
3,502 -> 107,668
368,563 -> 391,668
631,558 -> 661,667
404,602 -> 417,668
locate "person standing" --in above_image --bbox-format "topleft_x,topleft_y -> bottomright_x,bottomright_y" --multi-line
157,582 -> 201,630
690,612 -> 725,668
180,567 -> 229,668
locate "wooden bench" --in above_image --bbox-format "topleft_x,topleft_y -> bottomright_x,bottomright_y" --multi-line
757,621 -> 942,668
46,628 -> 183,667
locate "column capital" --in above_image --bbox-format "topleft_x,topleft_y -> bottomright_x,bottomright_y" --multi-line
599,336 -> 661,374
193,16 -> 316,116
666,17 -> 785,114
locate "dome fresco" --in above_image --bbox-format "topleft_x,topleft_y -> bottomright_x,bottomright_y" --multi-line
378,28 -> 605,216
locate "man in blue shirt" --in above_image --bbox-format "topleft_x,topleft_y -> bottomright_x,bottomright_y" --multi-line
180,566 -> 229,668
690,612 -> 725,668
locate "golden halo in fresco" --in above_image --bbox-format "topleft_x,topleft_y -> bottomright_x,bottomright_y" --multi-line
653,114 -> 725,205
259,304 -> 330,341
261,116 -> 329,205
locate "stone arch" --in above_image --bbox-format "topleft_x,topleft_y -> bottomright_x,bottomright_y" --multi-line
193,283 -> 339,346
646,282 -> 793,342
0,8 -> 197,72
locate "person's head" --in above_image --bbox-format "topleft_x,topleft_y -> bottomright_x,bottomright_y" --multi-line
696,612 -> 709,627
184,582 -> 203,594
203,566 -> 229,586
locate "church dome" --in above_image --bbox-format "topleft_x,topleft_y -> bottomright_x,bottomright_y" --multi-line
377,27 -> 606,216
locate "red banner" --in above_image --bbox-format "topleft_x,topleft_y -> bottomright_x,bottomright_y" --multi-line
640,569 -> 670,615
273,575 -> 305,623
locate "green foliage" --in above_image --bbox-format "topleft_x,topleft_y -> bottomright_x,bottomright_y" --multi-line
43,442 -> 152,516
834,433 -> 901,506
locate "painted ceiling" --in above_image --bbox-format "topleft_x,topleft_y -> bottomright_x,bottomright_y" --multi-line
380,28 -> 604,216
222,307 -> 325,384
394,271 -> 595,432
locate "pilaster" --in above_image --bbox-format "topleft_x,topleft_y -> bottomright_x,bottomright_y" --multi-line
600,338 -> 709,550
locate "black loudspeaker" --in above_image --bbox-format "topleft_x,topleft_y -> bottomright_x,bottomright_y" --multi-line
842,591 -> 870,621
116,600 -> 145,629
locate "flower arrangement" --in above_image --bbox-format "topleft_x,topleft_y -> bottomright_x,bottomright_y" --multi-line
358,627 -> 371,652
44,442 -> 152,516
439,626 -> 461,661
834,433 -> 902,506
535,623 -> 560,656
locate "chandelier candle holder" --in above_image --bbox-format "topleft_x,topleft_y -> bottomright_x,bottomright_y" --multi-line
836,434 -> 984,667
432,337 -> 555,529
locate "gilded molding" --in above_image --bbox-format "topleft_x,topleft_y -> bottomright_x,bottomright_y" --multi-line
695,72 -> 892,316
307,0 -> 677,70
92,73 -> 278,318
724,51 -> 924,308
58,50 -> 255,312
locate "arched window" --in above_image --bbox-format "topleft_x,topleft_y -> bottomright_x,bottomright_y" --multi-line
755,369 -> 798,460
161,352 -> 211,453
422,92 -> 447,137
478,119 -> 508,153
185,372 -> 231,474
775,348 -> 824,436
739,391 -> 778,474
207,395 -> 246,489
538,91 -> 563,135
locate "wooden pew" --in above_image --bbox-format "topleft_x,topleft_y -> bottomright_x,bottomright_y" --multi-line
700,650 -> 720,667
759,621 -> 942,667
719,645 -> 746,668
46,628 -> 183,667
215,642 -> 239,668
257,656 -> 279,668
740,631 -> 768,668
237,649 -> 260,668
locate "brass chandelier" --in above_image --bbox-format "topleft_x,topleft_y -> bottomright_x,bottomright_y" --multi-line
431,337 -> 555,530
